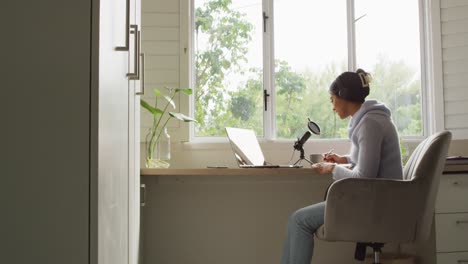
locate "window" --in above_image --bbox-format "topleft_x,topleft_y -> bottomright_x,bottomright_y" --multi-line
194,0 -> 264,136
192,0 -> 424,139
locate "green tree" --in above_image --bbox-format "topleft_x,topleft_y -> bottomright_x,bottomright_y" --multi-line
272,57 -> 422,139
275,60 -> 308,138
369,55 -> 422,136
194,0 -> 253,135
297,62 -> 349,139
228,68 -> 264,134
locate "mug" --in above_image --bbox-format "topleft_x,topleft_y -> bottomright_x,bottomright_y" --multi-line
310,153 -> 323,163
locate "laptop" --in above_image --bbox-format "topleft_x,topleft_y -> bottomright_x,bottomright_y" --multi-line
225,127 -> 302,168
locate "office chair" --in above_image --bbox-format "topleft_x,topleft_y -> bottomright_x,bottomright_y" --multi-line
315,131 -> 452,264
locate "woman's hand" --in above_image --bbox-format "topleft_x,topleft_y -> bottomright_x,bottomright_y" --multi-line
312,162 -> 336,174
323,152 -> 347,164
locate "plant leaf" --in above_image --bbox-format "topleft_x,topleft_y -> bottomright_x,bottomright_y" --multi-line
162,95 -> 176,109
153,88 -> 162,97
175,88 -> 193,95
169,112 -> 197,122
140,99 -> 163,116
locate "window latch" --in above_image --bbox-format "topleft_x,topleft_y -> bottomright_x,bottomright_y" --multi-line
264,89 -> 270,111
263,12 -> 269,32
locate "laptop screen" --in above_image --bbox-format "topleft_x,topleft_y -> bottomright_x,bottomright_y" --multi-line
225,127 -> 265,166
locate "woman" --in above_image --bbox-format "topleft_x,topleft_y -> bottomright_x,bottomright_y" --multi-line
280,69 -> 403,264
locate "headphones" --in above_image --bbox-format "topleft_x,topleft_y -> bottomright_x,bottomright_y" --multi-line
334,72 -> 369,102
335,76 -> 351,99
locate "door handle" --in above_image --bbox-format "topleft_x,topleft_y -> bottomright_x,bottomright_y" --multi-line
136,53 -> 145,95
127,25 -> 140,80
115,0 -> 130,51
140,184 -> 146,207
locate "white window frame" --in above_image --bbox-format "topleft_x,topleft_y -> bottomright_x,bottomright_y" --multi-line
263,0 -> 275,139
182,0 -> 443,144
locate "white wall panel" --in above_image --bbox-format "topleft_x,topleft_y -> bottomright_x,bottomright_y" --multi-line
442,46 -> 468,61
443,60 -> 468,74
142,27 -> 179,41
446,114 -> 468,129
145,55 -> 179,70
441,0 -> 468,8
143,13 -> 179,26
445,101 -> 468,115
441,5 -> 468,21
143,0 -> 178,13
141,0 -> 182,141
444,86 -> 468,101
441,19 -> 468,35
143,82 -> 179,89
441,0 -> 468,138
442,32 -> 468,48
142,41 -> 179,55
444,72 -> 467,88
145,69 -> 179,83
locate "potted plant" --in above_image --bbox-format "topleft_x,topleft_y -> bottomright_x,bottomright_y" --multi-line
140,87 -> 196,168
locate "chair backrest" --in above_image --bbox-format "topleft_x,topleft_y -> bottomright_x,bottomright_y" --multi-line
403,131 -> 452,241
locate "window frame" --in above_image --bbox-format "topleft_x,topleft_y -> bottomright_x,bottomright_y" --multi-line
184,0 -> 441,143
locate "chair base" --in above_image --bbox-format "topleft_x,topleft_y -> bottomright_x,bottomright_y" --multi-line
355,242 -> 384,263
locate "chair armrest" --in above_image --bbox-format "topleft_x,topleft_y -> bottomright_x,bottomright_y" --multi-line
317,177 -> 419,243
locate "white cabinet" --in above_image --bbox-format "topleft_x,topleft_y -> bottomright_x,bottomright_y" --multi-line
96,0 -> 141,263
435,173 -> 468,264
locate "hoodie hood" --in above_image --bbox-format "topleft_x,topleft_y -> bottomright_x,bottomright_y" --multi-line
348,100 -> 391,138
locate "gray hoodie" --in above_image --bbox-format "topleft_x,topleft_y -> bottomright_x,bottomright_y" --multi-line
332,100 -> 403,180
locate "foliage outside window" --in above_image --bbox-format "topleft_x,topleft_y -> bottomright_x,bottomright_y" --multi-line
193,0 -> 424,139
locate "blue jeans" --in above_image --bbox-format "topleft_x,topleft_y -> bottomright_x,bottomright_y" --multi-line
280,201 -> 325,264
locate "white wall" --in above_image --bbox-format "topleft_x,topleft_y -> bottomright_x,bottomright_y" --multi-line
140,0 -> 179,139
140,0 -> 191,143
440,0 -> 468,138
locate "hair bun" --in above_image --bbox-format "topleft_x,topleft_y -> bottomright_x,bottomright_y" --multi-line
356,68 -> 372,87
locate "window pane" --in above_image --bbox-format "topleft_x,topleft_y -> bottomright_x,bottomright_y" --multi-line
355,0 -> 423,136
274,0 -> 349,139
194,0 -> 264,137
